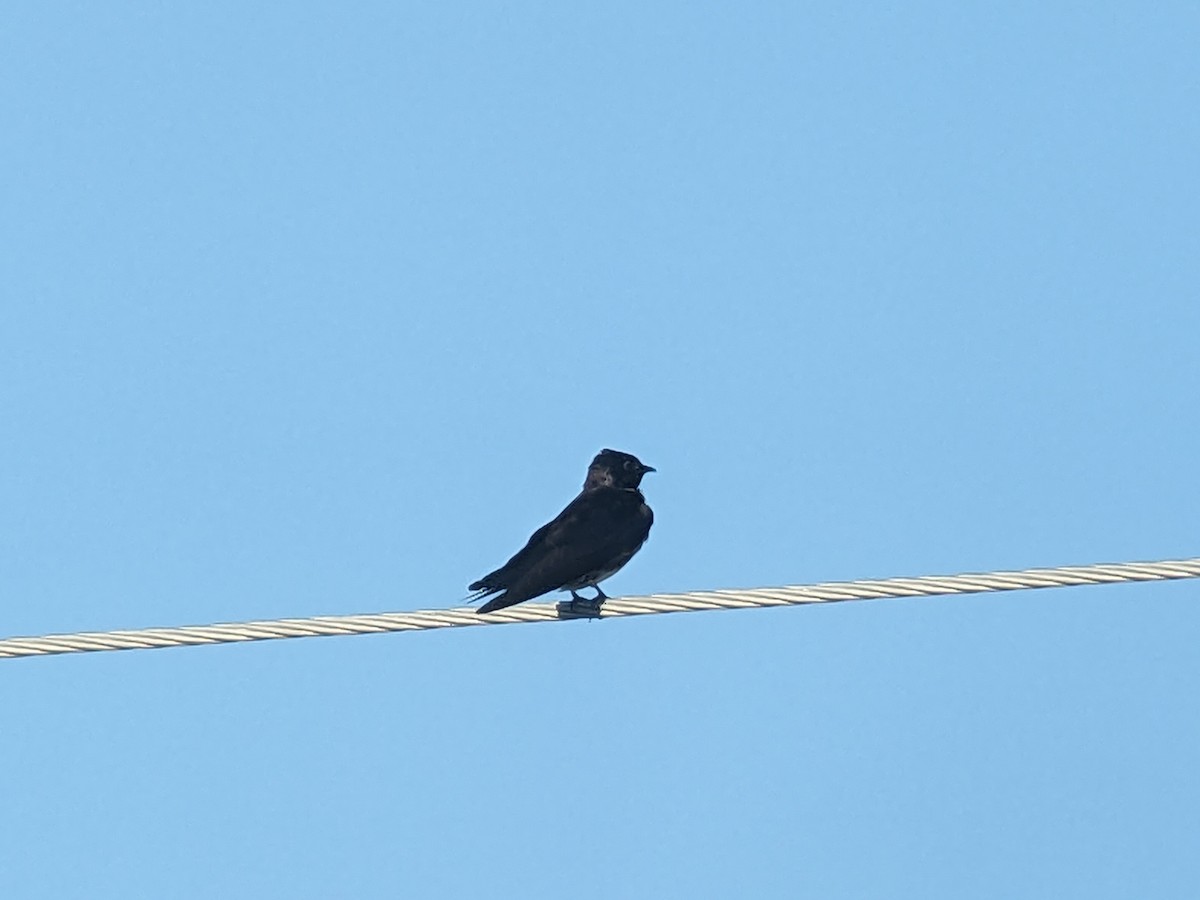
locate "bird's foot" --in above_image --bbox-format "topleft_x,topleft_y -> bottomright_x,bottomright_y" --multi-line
556,589 -> 606,620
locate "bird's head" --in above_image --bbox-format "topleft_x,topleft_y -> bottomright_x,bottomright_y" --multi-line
584,448 -> 656,490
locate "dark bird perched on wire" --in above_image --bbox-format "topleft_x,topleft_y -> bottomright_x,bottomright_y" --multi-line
469,449 -> 655,615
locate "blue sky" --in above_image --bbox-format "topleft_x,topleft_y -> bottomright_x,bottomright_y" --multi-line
2,2 -> 1199,897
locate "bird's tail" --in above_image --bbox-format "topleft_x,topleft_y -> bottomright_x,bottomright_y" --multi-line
459,588 -> 493,606
476,592 -> 516,615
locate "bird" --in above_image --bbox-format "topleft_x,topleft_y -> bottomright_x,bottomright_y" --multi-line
469,449 -> 655,615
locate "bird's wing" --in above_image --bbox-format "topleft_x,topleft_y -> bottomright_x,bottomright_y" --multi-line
467,497 -> 581,593
475,491 -> 652,612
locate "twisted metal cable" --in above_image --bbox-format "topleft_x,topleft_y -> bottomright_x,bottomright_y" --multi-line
2,556 -> 1197,660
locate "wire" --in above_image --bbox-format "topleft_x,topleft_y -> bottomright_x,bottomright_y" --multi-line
1,556 -> 1196,660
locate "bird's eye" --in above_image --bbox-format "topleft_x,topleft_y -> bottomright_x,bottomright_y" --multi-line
624,460 -> 635,470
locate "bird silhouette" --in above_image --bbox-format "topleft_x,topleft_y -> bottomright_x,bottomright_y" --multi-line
470,449 -> 655,615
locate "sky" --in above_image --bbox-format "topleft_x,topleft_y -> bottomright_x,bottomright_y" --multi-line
2,2 -> 1199,897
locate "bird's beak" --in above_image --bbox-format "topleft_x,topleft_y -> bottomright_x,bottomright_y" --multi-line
641,464 -> 656,474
